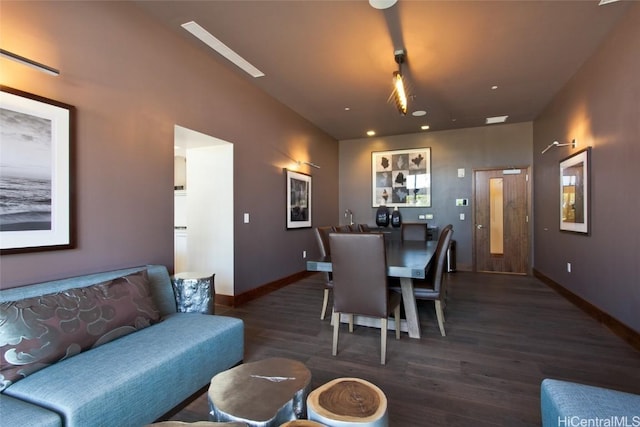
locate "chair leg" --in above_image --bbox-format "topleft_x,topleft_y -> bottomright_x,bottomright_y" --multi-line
380,318 -> 388,365
321,288 -> 330,320
348,314 -> 354,333
394,305 -> 401,340
332,311 -> 340,356
435,300 -> 446,336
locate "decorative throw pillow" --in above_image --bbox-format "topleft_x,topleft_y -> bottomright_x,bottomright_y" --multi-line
0,270 -> 160,391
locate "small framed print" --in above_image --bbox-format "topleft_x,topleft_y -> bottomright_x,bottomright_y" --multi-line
286,169 -> 311,229
560,147 -> 591,234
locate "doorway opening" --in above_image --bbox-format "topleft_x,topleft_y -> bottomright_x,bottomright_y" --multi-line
174,125 -> 234,296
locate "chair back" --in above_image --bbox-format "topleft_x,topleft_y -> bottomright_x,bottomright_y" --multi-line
427,227 -> 454,294
329,232 -> 389,318
314,226 -> 335,257
334,225 -> 351,233
401,223 -> 428,241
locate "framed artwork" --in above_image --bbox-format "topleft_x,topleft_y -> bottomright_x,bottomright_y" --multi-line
372,147 -> 431,207
560,147 -> 590,234
286,169 -> 311,229
0,86 -> 76,254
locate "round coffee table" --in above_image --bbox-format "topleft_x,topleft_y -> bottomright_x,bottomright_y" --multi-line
208,358 -> 312,427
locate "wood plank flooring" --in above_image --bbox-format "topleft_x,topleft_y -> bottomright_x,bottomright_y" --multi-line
166,272 -> 640,426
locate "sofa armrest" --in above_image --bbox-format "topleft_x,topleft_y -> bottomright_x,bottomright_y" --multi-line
541,379 -> 640,427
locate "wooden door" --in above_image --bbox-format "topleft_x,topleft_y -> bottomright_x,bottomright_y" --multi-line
473,168 -> 530,274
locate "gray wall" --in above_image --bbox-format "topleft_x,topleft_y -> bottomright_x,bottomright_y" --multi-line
339,122 -> 533,271
533,4 -> 640,333
0,1 -> 339,292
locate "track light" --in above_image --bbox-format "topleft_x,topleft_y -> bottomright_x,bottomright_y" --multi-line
392,49 -> 408,115
541,139 -> 577,154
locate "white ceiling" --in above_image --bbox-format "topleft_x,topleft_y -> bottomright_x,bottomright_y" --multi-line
135,0 -> 631,140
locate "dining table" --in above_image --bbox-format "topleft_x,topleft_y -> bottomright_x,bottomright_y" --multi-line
306,239 -> 437,339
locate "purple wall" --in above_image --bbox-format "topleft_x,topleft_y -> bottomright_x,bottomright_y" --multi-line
0,1 -> 339,292
533,4 -> 640,332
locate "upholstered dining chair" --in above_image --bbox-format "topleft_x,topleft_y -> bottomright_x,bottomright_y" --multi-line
401,223 -> 428,241
329,232 -> 402,365
391,226 -> 454,336
334,225 -> 351,233
314,226 -> 335,320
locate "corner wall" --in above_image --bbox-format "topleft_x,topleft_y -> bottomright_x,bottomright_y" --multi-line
0,1 -> 339,291
533,4 -> 640,332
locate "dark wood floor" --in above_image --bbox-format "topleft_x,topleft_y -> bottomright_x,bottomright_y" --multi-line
167,271 -> 640,426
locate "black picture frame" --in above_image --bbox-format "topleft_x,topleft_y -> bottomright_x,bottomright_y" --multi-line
286,169 -> 311,229
559,147 -> 591,234
0,86 -> 76,253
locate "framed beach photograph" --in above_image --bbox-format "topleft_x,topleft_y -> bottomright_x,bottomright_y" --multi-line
0,86 -> 75,254
372,147 -> 431,207
560,147 -> 590,234
286,169 -> 311,229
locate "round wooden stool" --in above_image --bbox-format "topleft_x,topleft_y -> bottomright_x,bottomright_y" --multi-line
279,421 -> 327,427
306,378 -> 388,427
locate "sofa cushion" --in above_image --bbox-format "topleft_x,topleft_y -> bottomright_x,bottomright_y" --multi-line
0,270 -> 160,390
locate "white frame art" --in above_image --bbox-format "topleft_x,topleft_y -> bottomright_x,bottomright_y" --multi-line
372,147 -> 431,207
286,169 -> 312,229
0,86 -> 75,253
559,147 -> 590,234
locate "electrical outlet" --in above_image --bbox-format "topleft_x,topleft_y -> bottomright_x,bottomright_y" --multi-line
303,250 -> 307,259
567,262 -> 571,273
243,213 -> 250,223
425,213 -> 434,220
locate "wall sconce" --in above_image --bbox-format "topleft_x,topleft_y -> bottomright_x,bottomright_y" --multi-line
297,160 -> 320,169
541,139 -> 576,154
392,49 -> 408,115
0,49 -> 60,76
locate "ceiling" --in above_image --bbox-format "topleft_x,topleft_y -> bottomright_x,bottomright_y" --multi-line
135,0 -> 630,141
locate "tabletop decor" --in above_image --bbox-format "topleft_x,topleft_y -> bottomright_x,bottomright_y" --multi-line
560,147 -> 591,234
286,169 -> 311,229
372,147 -> 431,207
0,86 -> 75,254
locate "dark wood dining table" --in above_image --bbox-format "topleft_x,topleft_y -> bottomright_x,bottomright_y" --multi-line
306,239 -> 437,339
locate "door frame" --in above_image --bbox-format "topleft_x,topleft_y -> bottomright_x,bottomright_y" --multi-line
472,166 -> 532,275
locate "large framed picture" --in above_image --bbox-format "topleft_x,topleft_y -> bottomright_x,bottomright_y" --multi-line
372,147 -> 431,207
286,169 -> 311,229
0,86 -> 75,254
560,147 -> 590,234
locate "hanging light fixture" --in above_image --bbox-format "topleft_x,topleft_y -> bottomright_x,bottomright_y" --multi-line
392,49 -> 408,115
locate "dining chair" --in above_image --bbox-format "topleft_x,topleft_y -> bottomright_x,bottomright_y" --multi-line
329,232 -> 402,365
314,226 -> 335,320
391,226 -> 454,336
357,223 -> 372,232
401,223 -> 428,241
334,225 -> 351,233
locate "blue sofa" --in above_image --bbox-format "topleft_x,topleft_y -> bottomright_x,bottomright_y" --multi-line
541,379 -> 640,427
0,265 -> 244,427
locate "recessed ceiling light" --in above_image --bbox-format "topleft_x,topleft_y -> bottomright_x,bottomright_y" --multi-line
344,107 -> 350,111
421,125 -> 430,130
182,21 -> 265,78
491,85 -> 498,90
412,110 -> 427,117
369,0 -> 397,10
486,115 -> 508,124
367,130 -> 376,136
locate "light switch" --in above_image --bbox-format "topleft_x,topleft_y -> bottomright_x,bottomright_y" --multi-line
458,168 -> 465,178
243,213 -> 250,223
459,213 -> 465,220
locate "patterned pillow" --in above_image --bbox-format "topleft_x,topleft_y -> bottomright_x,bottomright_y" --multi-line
0,270 -> 160,391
